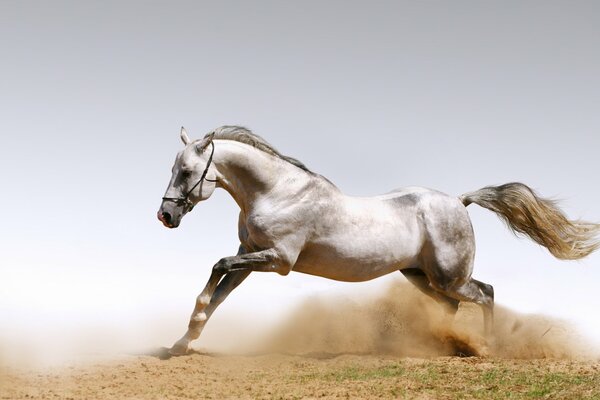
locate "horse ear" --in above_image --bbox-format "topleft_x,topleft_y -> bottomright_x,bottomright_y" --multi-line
180,126 -> 191,145
196,132 -> 215,153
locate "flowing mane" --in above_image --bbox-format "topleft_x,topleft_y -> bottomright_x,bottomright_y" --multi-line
204,126 -> 312,173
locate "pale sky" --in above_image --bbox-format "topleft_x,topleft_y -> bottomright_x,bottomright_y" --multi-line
1,1 -> 599,363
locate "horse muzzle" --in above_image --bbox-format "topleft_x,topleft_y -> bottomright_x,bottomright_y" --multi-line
157,211 -> 178,228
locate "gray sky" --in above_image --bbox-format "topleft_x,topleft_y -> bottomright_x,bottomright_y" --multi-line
1,1 -> 599,360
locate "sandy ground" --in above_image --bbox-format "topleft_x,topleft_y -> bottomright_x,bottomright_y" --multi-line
2,284 -> 599,399
2,352 -> 600,399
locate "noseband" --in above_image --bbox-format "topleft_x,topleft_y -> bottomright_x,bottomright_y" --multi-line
162,141 -> 218,212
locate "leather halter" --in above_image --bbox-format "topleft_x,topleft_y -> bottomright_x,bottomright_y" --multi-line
162,141 -> 217,212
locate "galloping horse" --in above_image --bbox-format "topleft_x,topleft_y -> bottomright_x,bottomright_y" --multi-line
158,126 -> 599,356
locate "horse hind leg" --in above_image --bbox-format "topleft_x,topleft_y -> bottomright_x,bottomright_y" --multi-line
471,278 -> 494,334
420,245 -> 495,336
421,244 -> 495,338
401,267 -> 493,357
420,202 -> 494,337
423,260 -> 495,357
401,268 -> 459,318
438,278 -> 495,337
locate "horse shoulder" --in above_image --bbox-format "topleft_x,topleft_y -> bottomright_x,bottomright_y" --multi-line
240,201 -> 303,261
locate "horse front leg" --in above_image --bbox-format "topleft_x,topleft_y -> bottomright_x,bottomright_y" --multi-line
170,247 -> 286,356
170,269 -> 250,355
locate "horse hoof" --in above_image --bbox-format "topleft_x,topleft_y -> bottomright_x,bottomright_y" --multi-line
169,341 -> 190,356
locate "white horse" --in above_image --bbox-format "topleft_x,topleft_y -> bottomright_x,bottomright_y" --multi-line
158,126 -> 599,356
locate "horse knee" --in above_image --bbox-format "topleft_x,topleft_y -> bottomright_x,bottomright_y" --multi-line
213,258 -> 231,274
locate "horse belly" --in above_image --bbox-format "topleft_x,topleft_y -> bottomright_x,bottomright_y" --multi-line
293,258 -> 414,282
293,231 -> 421,282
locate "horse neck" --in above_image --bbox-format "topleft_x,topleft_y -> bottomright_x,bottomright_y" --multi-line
212,140 -> 310,214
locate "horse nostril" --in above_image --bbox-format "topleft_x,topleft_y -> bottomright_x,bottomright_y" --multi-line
162,212 -> 172,223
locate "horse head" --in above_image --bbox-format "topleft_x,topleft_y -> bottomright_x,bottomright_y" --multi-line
158,127 -> 217,228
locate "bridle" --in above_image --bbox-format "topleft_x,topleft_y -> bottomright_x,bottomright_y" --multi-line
162,141 -> 218,212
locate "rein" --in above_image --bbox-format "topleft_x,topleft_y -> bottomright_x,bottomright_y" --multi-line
162,141 -> 218,212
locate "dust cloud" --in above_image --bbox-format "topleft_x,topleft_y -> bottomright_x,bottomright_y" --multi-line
0,281 -> 595,371
264,282 -> 596,360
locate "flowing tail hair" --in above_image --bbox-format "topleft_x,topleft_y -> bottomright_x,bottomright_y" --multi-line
460,182 -> 600,260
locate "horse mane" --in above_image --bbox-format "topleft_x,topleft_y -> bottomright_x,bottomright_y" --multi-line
205,126 -> 313,173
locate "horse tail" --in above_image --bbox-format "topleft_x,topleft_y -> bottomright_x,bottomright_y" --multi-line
460,182 -> 600,260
